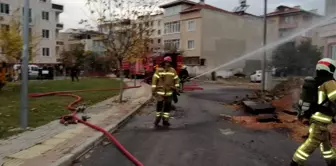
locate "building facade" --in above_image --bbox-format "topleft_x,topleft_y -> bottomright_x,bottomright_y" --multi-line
59,29 -> 106,56
266,5 -> 321,42
160,0 -> 278,76
0,0 -> 63,64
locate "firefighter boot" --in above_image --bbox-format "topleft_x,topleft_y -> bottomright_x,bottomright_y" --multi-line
162,118 -> 170,127
154,116 -> 161,127
290,160 -> 303,166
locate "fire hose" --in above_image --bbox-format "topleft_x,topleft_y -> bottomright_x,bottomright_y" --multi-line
29,82 -> 145,166
28,77 -> 203,166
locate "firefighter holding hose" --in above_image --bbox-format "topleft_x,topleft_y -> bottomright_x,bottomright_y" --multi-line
151,56 -> 180,127
291,58 -> 336,166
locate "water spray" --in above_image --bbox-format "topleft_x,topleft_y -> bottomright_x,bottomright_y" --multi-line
190,14 -> 336,80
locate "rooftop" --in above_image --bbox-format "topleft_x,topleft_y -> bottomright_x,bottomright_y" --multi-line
266,5 -> 322,17
159,0 -> 196,8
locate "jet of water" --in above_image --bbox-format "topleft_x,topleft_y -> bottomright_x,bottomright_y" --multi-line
190,13 -> 336,80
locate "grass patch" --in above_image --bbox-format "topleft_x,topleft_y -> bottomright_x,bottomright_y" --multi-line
0,78 -> 121,138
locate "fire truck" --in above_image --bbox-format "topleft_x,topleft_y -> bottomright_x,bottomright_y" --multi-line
117,53 -> 154,78
144,52 -> 184,84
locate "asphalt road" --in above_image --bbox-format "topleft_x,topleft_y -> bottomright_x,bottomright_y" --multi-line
75,83 -> 325,166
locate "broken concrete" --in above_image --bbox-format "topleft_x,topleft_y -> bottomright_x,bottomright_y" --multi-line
242,100 -> 276,114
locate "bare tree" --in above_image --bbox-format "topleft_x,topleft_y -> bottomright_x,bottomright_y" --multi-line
82,0 -> 164,102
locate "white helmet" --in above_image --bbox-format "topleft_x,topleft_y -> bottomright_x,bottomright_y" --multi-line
316,58 -> 336,74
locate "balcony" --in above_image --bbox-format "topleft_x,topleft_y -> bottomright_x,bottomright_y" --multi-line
279,23 -> 298,29
56,41 -> 64,45
56,23 -> 63,29
52,3 -> 63,12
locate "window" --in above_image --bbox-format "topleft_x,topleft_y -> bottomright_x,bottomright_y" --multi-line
42,29 -> 49,38
284,16 -> 295,24
42,11 -> 49,20
187,40 -> 195,49
0,24 -> 9,31
40,0 -> 47,2
187,20 -> 195,31
0,3 -> 9,14
164,21 -> 180,34
150,21 -> 154,26
164,39 -> 180,50
42,48 -> 50,56
158,20 -> 161,26
158,30 -> 161,35
200,59 -> 206,66
22,8 -> 32,22
158,39 -> 161,44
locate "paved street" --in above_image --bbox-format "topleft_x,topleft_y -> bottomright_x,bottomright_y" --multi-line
75,83 -> 325,166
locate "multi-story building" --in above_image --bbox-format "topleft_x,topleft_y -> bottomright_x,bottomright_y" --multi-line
266,5 -> 321,40
0,0 -> 64,65
326,0 -> 336,17
59,29 -> 106,56
159,0 -> 278,76
147,13 -> 164,54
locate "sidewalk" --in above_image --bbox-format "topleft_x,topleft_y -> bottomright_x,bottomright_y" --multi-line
0,80 -> 151,166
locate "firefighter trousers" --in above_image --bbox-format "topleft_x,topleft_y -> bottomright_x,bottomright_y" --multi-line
292,122 -> 336,165
156,96 -> 172,123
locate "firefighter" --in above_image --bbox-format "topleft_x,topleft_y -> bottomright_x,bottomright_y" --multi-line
291,58 -> 336,166
151,56 -> 180,127
0,62 -> 7,90
179,65 -> 189,92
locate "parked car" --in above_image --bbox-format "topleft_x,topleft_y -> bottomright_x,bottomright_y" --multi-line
13,64 -> 40,79
250,70 -> 262,82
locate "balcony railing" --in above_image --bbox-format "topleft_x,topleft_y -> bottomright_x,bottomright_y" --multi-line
56,23 -> 64,29
52,4 -> 63,11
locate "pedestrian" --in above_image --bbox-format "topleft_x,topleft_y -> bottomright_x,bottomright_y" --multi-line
179,65 -> 189,92
291,58 -> 336,166
151,56 -> 180,127
70,65 -> 79,82
0,62 -> 6,90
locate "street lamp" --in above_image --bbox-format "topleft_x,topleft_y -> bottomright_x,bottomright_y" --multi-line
21,0 -> 30,129
261,0 -> 267,92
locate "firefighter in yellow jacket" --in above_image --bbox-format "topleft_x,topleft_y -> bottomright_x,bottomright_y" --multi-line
151,56 -> 180,127
291,58 -> 336,166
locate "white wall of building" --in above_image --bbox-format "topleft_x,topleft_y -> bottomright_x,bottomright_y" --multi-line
0,0 -> 63,64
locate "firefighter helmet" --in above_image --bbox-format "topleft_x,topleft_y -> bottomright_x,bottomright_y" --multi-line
316,58 -> 336,74
163,56 -> 172,62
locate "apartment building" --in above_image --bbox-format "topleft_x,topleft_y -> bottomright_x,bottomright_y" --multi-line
266,5 -> 321,40
0,0 -> 64,65
147,13 -> 164,54
59,29 -> 106,56
160,0 -> 277,75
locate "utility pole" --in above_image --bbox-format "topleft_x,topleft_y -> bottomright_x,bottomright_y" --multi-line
21,0 -> 30,129
261,0 -> 267,92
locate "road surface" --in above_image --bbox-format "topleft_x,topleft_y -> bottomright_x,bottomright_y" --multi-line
75,83 -> 325,166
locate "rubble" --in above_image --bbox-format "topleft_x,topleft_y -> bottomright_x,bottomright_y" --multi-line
242,101 -> 275,114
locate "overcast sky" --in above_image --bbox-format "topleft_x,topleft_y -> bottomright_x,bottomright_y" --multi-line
52,0 -> 325,31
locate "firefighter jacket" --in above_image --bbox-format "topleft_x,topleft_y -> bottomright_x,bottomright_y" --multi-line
152,67 -> 180,96
314,80 -> 336,124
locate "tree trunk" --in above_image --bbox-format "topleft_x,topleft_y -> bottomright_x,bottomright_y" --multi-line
118,59 -> 124,103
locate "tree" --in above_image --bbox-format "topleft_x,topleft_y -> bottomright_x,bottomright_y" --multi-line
82,0 -> 164,102
272,39 -> 322,76
0,8 -> 40,62
60,44 -> 85,67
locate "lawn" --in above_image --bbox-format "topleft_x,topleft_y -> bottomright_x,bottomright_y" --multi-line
0,78 -> 121,138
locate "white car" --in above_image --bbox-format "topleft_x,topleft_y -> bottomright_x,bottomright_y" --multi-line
250,70 -> 262,82
13,64 -> 40,79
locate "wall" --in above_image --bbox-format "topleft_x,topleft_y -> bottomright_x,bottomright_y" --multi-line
0,0 -> 62,64
199,9 -> 277,76
180,11 -> 202,58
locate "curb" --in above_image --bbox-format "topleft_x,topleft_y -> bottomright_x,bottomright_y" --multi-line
49,85 -> 152,166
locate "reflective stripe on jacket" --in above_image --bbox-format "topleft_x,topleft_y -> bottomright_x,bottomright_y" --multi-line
314,80 -> 336,123
151,67 -> 179,96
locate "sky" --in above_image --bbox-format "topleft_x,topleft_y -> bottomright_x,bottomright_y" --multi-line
52,0 -> 326,31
